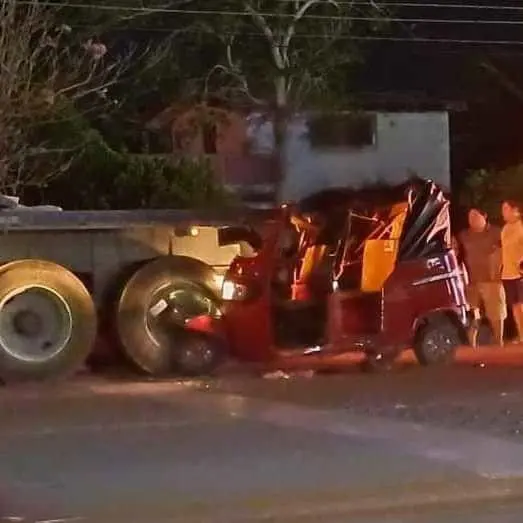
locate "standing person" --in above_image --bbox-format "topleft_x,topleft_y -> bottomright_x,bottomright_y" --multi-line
458,208 -> 505,347
501,200 -> 523,343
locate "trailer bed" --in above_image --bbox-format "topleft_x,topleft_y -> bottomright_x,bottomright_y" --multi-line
0,208 -> 274,231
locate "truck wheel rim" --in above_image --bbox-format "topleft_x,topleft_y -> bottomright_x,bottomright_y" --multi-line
145,283 -> 219,347
0,285 -> 73,363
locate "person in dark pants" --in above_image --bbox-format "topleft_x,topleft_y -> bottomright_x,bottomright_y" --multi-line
457,208 -> 505,347
501,200 -> 523,343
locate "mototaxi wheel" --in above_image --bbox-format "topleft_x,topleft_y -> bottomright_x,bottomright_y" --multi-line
173,331 -> 224,377
413,314 -> 464,366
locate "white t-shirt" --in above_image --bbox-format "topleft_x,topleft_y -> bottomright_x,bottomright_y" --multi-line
501,220 -> 523,279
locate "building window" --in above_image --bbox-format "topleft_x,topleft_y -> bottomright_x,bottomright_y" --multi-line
307,113 -> 376,149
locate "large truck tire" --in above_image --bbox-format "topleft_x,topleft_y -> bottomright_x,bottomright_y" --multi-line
115,256 -> 223,377
88,259 -> 154,371
0,259 -> 97,383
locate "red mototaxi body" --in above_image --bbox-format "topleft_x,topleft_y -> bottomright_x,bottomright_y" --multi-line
186,189 -> 468,368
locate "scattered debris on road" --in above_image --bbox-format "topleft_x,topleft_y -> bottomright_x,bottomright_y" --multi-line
262,370 -> 315,380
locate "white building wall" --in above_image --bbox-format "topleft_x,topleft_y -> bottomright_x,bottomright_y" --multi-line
246,111 -> 450,202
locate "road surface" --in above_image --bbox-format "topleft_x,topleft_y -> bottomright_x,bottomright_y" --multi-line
3,347 -> 523,521
288,501 -> 523,523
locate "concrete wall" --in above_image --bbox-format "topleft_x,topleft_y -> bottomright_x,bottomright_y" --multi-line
246,111 -> 450,202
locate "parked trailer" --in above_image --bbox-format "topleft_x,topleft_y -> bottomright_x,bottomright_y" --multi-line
0,208 -> 272,383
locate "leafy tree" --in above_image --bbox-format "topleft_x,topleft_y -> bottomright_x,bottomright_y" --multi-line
2,0 -> 387,207
176,0 -> 388,198
457,164 -> 523,226
55,1 -> 201,153
457,165 -> 523,223
0,0 -> 138,193
194,1 -> 384,107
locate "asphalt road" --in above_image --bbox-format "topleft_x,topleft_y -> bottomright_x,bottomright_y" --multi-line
282,500 -> 523,523
0,378 -> 476,522
3,348 -> 523,521
208,346 -> 523,441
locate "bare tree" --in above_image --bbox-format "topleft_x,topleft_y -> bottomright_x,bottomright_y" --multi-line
0,0 -> 134,193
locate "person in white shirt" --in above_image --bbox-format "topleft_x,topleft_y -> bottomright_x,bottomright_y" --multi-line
501,200 -> 523,342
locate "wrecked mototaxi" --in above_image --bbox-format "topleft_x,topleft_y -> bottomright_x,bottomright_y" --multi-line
187,180 -> 469,371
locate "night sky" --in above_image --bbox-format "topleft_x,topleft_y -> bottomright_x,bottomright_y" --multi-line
358,1 -> 523,96
352,1 -> 523,179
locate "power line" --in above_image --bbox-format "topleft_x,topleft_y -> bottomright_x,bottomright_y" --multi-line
91,24 -> 523,47
19,1 -> 523,26
275,34 -> 523,45
273,1 -> 523,11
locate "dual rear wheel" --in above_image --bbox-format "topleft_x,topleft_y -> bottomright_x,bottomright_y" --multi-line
0,256 -> 225,384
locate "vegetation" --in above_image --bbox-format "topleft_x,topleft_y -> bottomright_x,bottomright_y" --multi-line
1,1 -> 519,211
191,0 -> 387,199
456,165 -> 523,223
0,0 -> 388,209
0,0 -> 134,194
0,0 -> 191,207
40,132 -> 232,209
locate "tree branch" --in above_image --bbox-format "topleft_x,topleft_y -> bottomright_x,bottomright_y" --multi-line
282,0 -> 340,64
480,59 -> 523,104
0,0 -> 138,192
243,1 -> 285,70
